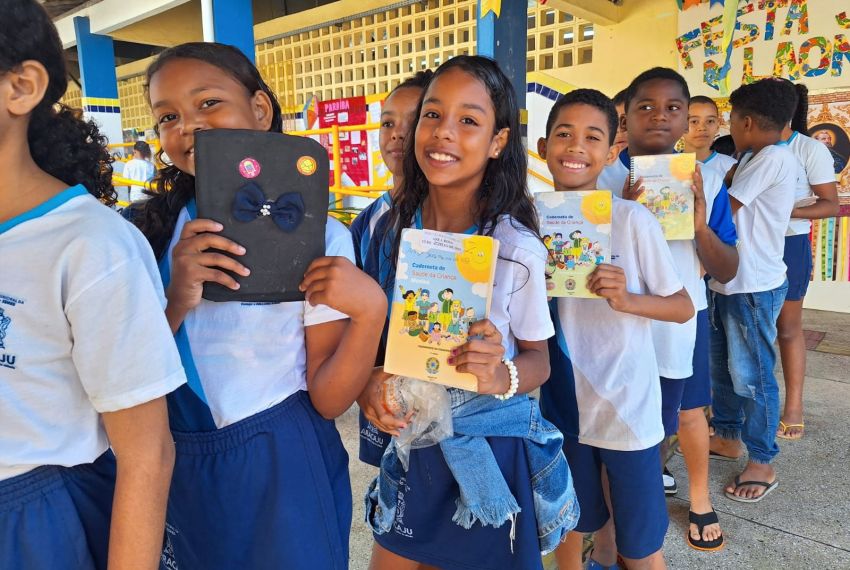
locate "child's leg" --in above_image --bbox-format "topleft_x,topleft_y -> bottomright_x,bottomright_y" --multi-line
369,542 -> 427,570
553,531 -> 586,570
707,291 -> 746,458
776,298 -> 806,438
602,445 -> 668,568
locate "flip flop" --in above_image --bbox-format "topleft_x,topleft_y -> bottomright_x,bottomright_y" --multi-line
686,510 -> 725,552
586,558 -> 621,570
776,420 -> 805,440
708,449 -> 742,462
724,475 -> 779,503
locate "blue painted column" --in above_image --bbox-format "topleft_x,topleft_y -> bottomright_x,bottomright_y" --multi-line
73,16 -> 123,147
211,0 -> 255,63
476,0 -> 527,110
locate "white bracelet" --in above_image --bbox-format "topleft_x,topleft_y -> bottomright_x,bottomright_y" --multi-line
495,358 -> 519,401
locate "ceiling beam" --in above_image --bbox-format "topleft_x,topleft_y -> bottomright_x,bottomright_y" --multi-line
542,0 -> 624,26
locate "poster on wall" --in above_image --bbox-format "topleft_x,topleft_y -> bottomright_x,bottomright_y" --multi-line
318,96 -> 370,187
676,0 -> 850,97
808,91 -> 850,193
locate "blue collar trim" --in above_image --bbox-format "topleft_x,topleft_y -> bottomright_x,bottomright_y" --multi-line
618,148 -> 630,168
0,185 -> 88,235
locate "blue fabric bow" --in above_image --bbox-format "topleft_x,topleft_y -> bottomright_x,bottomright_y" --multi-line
231,182 -> 305,232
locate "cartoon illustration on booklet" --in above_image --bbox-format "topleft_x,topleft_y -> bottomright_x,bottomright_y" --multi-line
630,152 -> 696,240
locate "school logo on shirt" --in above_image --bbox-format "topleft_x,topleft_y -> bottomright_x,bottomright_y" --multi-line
0,307 -> 10,350
0,296 -> 21,370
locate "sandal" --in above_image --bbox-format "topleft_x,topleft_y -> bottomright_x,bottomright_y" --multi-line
776,420 -> 804,440
724,475 -> 779,503
686,510 -> 725,552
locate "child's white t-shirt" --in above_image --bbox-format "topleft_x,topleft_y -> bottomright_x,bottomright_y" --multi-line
122,158 -> 156,201
557,198 -> 684,451
489,217 -> 556,354
0,187 -> 187,481
785,131 -> 836,236
169,211 -> 356,428
710,144 -> 797,295
599,151 -> 731,378
700,151 -> 737,180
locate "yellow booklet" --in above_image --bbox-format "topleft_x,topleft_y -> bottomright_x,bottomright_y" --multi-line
630,153 -> 696,240
535,190 -> 612,298
383,228 -> 499,391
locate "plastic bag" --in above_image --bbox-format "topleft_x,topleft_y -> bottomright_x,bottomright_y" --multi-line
381,376 -> 453,470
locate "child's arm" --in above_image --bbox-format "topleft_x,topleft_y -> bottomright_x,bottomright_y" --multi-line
791,181 -> 839,219
301,257 -> 388,419
588,264 -> 694,324
449,320 -> 550,395
693,165 -> 739,284
164,219 -> 250,333
101,397 -> 174,570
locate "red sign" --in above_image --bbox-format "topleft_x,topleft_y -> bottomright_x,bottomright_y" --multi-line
318,96 -> 369,187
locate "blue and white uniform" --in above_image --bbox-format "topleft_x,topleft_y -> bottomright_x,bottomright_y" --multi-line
365,214 -> 567,569
158,201 -> 355,570
599,149 -> 737,427
540,197 -> 684,559
0,186 -> 186,570
700,150 -> 737,180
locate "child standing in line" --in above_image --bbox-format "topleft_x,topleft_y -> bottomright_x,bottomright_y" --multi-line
537,89 -> 693,570
0,2 -> 186,569
122,140 -> 156,202
683,96 -> 737,179
599,68 -> 738,552
775,83 -> 839,441
707,78 -> 799,503
358,55 -> 577,570
131,42 -> 387,569
350,70 -> 432,467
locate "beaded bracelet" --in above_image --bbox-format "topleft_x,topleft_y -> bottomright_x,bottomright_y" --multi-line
494,358 -> 519,401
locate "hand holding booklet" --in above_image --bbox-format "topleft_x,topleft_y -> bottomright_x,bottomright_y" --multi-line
383,228 -> 499,391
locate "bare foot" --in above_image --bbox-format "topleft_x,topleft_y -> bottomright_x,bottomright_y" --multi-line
725,462 -> 776,500
708,435 -> 744,459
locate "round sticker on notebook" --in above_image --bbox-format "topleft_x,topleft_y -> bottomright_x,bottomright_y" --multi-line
297,156 -> 318,176
238,157 -> 261,179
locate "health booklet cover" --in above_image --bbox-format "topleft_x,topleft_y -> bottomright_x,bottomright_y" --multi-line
630,152 -> 696,240
384,228 -> 499,391
536,190 -> 612,298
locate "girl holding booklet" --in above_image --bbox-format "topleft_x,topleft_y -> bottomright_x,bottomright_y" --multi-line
129,42 -> 387,569
358,55 -> 577,570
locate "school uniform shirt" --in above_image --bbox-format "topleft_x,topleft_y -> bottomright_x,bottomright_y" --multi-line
0,186 -> 186,481
700,151 -> 737,180
785,131 -> 836,236
122,158 -> 156,201
599,150 -> 737,378
350,191 -> 392,269
168,209 -> 356,428
710,144 -> 797,296
556,198 -> 683,451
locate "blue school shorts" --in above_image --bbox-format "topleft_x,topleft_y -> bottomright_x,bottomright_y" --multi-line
660,309 -> 712,434
562,440 -> 668,560
370,437 -> 544,570
162,390 -> 351,570
0,451 -> 116,570
783,234 -> 813,301
359,408 -> 391,467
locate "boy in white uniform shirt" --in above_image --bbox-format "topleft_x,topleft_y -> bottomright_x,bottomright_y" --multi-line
683,96 -> 737,180
598,68 -> 738,552
708,78 -> 799,503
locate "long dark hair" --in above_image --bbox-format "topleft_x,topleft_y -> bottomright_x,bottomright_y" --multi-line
790,83 -> 809,134
383,55 -> 538,279
0,0 -> 114,203
133,42 -> 283,258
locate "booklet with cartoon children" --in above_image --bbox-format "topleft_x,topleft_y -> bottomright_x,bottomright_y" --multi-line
629,153 -> 696,240
535,190 -> 612,298
383,228 -> 500,391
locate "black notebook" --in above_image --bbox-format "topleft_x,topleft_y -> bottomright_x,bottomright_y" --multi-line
194,129 -> 328,303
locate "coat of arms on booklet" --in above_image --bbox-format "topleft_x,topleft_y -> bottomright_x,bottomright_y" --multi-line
630,153 -> 696,240
383,228 -> 499,391
536,190 -> 612,298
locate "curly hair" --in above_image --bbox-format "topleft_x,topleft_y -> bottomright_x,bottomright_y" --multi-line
729,77 -> 798,132
381,55 -> 539,288
131,42 -> 283,258
545,89 -> 619,145
0,0 -> 114,204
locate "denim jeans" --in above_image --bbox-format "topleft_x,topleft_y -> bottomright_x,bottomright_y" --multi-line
708,280 -> 788,464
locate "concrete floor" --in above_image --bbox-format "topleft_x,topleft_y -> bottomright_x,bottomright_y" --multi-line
338,309 -> 850,569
